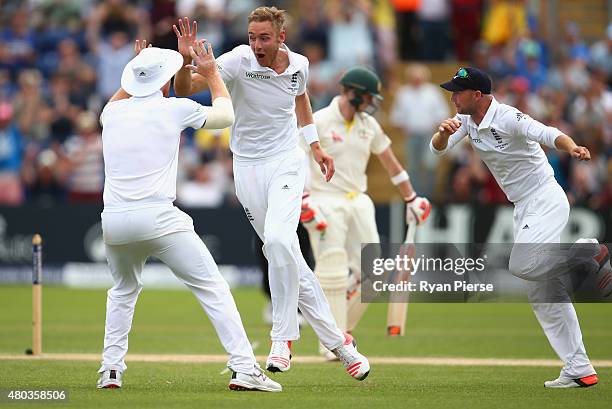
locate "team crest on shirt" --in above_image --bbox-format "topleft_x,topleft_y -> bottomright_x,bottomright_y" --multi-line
491,128 -> 509,150
331,130 -> 344,142
287,72 -> 300,94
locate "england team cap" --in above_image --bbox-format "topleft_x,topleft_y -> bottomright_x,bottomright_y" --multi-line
440,67 -> 492,94
121,47 -> 184,97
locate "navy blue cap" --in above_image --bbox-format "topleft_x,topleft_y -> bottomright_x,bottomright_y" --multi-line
440,67 -> 492,94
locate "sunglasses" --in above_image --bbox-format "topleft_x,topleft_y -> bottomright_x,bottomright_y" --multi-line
456,68 -> 469,79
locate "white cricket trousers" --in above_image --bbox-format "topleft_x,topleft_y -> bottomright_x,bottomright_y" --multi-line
99,204 -> 256,374
233,148 -> 345,349
509,180 -> 595,378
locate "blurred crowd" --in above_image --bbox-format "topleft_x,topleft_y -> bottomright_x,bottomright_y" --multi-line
0,0 -> 610,210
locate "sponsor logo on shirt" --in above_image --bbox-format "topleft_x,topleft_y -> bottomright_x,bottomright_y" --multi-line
244,207 -> 255,221
516,112 -> 525,121
245,72 -> 271,80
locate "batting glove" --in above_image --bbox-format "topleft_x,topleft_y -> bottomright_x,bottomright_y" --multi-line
405,193 -> 431,225
300,193 -> 328,231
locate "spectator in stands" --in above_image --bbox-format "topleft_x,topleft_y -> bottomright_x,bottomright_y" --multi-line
481,0 -> 527,47
294,0 -> 329,57
21,148 -> 65,206
392,0 -> 421,61
327,0 -> 375,69
62,111 -> 104,203
418,0 -> 450,61
450,0 -> 482,61
390,64 -> 449,196
0,102 -> 23,205
91,30 -> 134,102
301,42 -> 341,111
0,8 -> 36,80
516,40 -> 547,92
563,21 -> 590,63
371,0 -> 398,82
12,69 -> 50,143
589,23 -> 612,85
177,161 -> 230,208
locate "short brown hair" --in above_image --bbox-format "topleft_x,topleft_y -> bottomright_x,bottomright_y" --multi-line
248,6 -> 286,34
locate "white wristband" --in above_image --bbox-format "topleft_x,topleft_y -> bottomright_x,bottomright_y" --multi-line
301,123 -> 319,145
391,170 -> 409,185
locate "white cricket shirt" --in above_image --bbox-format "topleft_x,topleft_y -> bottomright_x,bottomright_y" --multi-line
430,97 -> 561,203
100,91 -> 207,208
308,96 -> 391,194
216,44 -> 309,162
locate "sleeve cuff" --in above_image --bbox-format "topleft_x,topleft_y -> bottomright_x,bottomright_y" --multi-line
430,139 -> 447,156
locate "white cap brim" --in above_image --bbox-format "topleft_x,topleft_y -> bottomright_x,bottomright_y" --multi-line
121,48 -> 184,97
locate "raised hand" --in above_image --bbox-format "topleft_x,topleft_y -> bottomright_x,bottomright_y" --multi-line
173,17 -> 198,60
438,117 -> 462,138
134,39 -> 152,55
185,40 -> 218,78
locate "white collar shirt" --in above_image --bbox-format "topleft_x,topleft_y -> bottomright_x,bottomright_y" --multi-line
216,44 -> 309,162
430,97 -> 562,203
100,91 -> 207,208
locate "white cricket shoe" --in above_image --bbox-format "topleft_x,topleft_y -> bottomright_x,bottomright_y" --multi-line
332,334 -> 370,381
97,369 -> 122,389
228,366 -> 282,392
266,341 -> 292,373
544,374 -> 598,388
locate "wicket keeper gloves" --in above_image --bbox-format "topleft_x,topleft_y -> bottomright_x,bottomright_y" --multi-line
405,194 -> 432,225
300,193 -> 328,231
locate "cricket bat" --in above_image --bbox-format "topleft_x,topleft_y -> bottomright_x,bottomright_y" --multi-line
386,220 -> 417,336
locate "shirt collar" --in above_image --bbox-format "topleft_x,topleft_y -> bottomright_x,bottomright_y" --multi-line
133,90 -> 163,99
478,96 -> 498,130
331,95 -> 362,124
249,43 -> 299,75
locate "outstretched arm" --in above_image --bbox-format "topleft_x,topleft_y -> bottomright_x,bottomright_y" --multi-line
554,134 -> 591,160
173,17 -> 209,96
186,40 -> 234,129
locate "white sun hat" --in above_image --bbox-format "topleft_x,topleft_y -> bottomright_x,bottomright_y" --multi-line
121,47 -> 184,97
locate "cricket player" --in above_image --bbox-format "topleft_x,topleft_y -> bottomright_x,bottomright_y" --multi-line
97,40 -> 281,392
302,67 -> 431,358
173,9 -> 370,380
431,67 -> 608,388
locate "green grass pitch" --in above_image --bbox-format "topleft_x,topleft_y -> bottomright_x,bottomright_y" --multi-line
0,286 -> 610,408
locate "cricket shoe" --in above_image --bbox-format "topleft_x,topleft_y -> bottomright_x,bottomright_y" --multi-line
332,333 -> 370,381
593,244 -> 612,298
228,365 -> 282,392
544,374 -> 598,388
97,369 -> 122,389
266,341 -> 292,373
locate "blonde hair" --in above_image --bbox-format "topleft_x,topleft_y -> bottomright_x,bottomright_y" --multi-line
248,6 -> 286,34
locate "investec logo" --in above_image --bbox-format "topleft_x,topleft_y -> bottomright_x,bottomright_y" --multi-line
246,72 -> 271,80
